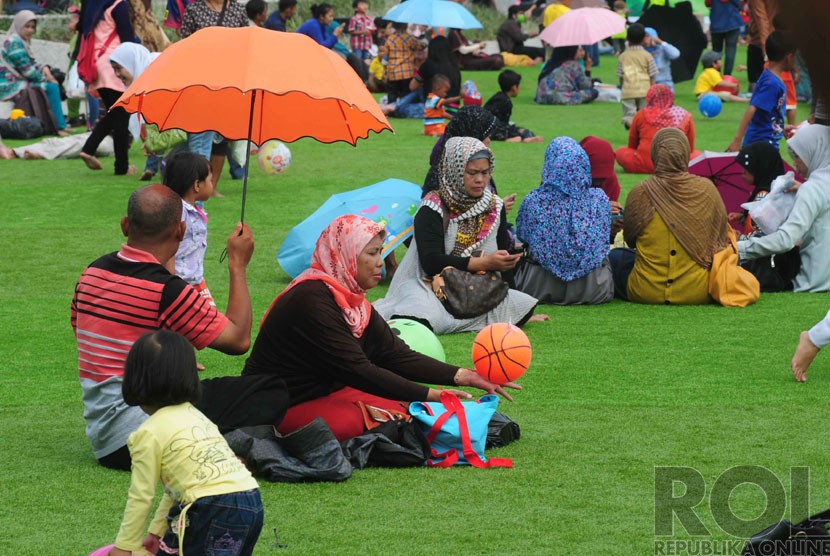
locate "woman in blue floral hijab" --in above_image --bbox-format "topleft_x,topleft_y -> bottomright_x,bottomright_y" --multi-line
514,137 -> 614,305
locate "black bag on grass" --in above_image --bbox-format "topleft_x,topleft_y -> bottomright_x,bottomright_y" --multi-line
0,116 -> 44,139
742,509 -> 830,555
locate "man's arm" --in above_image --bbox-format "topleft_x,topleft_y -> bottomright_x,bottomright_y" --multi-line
209,223 -> 254,355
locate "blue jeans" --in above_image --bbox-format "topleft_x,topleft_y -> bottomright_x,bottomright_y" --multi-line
187,131 -> 215,159
352,48 -> 371,60
159,490 -> 264,556
711,28 -> 740,76
87,91 -> 100,127
394,89 -> 425,119
44,82 -> 66,130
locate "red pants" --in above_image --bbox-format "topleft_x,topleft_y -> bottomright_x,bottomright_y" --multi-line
616,146 -> 653,174
278,387 -> 409,441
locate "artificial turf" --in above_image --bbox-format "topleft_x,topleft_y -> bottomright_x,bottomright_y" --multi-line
2,45 -> 829,555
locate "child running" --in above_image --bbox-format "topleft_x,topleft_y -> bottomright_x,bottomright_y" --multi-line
109,330 -> 263,556
163,151 -> 215,306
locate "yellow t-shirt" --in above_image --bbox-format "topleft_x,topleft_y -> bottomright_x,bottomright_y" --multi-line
694,68 -> 723,96
114,403 -> 259,552
369,57 -> 383,81
627,213 -> 712,305
543,4 -> 570,28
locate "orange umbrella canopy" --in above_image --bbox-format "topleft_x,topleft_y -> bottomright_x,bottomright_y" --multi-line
113,26 -> 392,145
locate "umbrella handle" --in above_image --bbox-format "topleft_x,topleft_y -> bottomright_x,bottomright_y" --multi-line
240,89 -> 257,225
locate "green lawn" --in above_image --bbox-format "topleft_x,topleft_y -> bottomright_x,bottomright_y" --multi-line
2,48 -> 829,555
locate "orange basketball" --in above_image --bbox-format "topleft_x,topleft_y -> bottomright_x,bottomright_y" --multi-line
471,323 -> 532,385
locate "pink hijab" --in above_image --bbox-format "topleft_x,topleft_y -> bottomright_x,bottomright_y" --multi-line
264,215 -> 386,337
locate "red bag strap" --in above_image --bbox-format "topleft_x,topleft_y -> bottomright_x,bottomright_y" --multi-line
97,31 -> 119,58
425,391 -> 512,469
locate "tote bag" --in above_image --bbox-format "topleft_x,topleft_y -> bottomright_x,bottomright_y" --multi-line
709,228 -> 760,307
409,391 -> 512,468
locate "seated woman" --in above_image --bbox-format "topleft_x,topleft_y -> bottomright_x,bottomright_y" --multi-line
535,46 -> 597,106
615,84 -> 699,174
738,123 -> 830,292
374,137 -> 545,334
243,214 -> 517,441
580,136 -> 621,203
448,28 -> 504,71
0,11 -> 68,136
608,128 -> 729,304
514,137 -> 614,305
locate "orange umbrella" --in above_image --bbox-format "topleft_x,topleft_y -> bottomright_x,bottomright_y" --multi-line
113,26 -> 393,219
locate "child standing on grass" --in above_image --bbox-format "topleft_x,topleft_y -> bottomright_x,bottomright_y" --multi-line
727,30 -> 796,151
694,50 -> 745,102
163,152 -> 215,306
109,330 -> 263,556
423,74 -> 457,136
348,0 -> 375,61
378,22 -> 422,103
644,27 -> 680,91
484,70 -> 542,143
617,23 -> 657,129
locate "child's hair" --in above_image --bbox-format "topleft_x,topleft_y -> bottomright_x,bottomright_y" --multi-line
245,0 -> 266,20
310,3 -> 333,19
765,30 -> 795,62
614,0 -> 626,10
507,5 -> 522,18
163,151 -> 211,198
627,23 -> 645,45
498,69 -> 522,92
392,21 -> 407,32
278,0 -> 297,11
352,0 -> 367,8
431,74 -> 450,91
122,330 -> 201,408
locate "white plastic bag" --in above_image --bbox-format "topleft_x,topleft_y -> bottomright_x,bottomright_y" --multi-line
741,171 -> 797,235
66,61 -> 86,100
595,84 -> 621,103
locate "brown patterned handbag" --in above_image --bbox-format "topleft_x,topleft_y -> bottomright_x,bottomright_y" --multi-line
428,266 -> 509,319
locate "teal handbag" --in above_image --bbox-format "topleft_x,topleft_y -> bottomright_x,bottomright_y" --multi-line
409,391 -> 512,468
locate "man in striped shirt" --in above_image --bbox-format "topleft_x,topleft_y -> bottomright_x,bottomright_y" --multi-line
71,185 -> 285,469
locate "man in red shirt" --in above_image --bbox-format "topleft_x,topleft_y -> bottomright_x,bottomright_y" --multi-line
72,184 -> 286,469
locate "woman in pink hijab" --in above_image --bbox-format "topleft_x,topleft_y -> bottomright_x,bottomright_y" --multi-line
243,214 -> 519,441
616,84 -> 700,174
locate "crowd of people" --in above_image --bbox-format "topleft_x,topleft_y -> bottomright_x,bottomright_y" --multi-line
4,0 -> 830,554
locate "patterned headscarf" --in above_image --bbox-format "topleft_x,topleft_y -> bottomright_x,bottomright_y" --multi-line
642,84 -> 691,129
265,215 -> 385,337
516,137 -> 610,281
423,136 -> 502,257
624,128 -> 728,268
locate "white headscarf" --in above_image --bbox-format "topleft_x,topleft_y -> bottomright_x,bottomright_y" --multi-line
788,123 -> 830,200
109,43 -> 160,139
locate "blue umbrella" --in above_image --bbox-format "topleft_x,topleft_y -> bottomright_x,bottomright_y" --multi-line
277,178 -> 422,278
384,0 -> 482,30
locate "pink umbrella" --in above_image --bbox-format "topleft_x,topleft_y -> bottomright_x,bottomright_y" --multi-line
688,150 -> 799,231
539,7 -> 626,48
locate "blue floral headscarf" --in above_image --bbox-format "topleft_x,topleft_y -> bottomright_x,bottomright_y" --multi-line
516,137 -> 611,281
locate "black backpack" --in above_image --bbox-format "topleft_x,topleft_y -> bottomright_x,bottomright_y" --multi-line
0,116 -> 44,139
742,509 -> 830,555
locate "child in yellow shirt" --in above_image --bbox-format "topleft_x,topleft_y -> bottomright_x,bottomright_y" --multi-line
109,331 -> 263,556
694,50 -> 747,102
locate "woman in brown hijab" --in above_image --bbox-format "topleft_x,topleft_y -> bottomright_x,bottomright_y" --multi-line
608,128 -> 729,304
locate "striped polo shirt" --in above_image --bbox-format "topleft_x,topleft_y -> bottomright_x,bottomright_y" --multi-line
71,244 -> 228,458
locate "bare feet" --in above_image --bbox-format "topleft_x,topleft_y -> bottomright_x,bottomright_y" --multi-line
126,165 -> 137,175
0,145 -> 14,159
23,150 -> 43,159
56,129 -> 71,137
197,362 -> 206,372
528,314 -> 550,323
523,136 -> 544,143
80,152 -> 103,170
505,136 -> 522,143
792,331 -> 820,382
211,190 -> 225,198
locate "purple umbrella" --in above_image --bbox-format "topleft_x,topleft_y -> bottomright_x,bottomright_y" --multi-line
689,151 -> 799,231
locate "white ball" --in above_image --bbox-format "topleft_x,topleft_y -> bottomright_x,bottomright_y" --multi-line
257,140 -> 292,175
